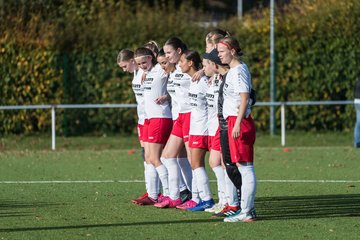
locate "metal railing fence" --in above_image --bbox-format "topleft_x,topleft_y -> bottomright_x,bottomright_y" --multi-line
0,101 -> 354,150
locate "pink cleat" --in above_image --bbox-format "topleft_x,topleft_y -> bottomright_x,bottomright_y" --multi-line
131,192 -> 148,204
135,196 -> 157,206
176,200 -> 197,210
154,197 -> 182,208
157,194 -> 167,203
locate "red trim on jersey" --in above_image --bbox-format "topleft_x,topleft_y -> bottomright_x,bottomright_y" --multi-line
227,115 -> 256,163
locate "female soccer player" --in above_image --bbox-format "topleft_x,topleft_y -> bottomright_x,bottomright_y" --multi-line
217,37 -> 257,222
178,50 -> 215,211
133,47 -> 172,205
202,48 -> 240,218
154,37 -> 193,208
117,49 -> 151,204
156,49 -> 191,198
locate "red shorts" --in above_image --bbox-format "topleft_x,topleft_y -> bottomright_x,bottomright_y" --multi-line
227,115 -> 256,163
208,128 -> 221,151
143,118 -> 173,145
171,112 -> 191,142
137,124 -> 144,142
189,135 -> 208,149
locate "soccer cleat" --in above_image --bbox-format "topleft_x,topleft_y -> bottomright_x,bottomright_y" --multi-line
176,200 -> 198,210
131,192 -> 148,204
157,194 -> 167,203
224,208 -> 257,222
135,196 -> 157,206
212,205 -> 240,218
187,199 -> 215,212
154,197 -> 182,208
204,202 -> 225,213
180,189 -> 192,203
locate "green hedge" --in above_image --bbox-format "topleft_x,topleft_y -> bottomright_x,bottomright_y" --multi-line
1,0 -> 359,135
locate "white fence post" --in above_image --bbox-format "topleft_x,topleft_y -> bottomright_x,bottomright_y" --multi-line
51,105 -> 56,150
281,103 -> 285,146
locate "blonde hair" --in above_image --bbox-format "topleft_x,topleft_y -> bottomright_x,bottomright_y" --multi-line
143,40 -> 159,58
206,29 -> 230,45
117,49 -> 134,63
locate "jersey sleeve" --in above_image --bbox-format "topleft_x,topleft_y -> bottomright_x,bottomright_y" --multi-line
233,65 -> 251,94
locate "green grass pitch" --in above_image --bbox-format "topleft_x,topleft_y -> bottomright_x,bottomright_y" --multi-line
0,133 -> 359,239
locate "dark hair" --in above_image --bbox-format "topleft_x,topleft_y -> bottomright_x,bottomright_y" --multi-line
218,36 -> 243,59
164,36 -> 187,54
206,29 -> 231,45
157,48 -> 165,58
144,40 -> 159,58
117,49 -> 134,63
134,47 -> 157,66
183,50 -> 202,71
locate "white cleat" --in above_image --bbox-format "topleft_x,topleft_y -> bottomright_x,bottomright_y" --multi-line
204,202 -> 225,213
224,208 -> 257,222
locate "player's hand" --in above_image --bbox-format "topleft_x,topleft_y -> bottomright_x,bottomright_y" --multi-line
192,69 -> 204,82
154,95 -> 167,104
232,124 -> 241,139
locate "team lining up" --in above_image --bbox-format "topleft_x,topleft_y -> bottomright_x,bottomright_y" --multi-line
117,29 -> 257,222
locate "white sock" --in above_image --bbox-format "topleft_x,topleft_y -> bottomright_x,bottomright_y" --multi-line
194,167 -> 212,201
178,169 -> 188,192
143,161 -> 148,193
191,170 -> 200,203
178,157 -> 192,191
224,169 -> 239,207
212,165 -> 226,205
161,157 -> 180,200
146,163 -> 159,200
238,165 -> 256,213
156,164 -> 170,196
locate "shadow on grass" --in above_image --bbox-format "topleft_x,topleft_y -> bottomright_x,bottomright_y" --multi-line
0,194 -> 359,232
0,200 -> 62,218
257,193 -> 360,220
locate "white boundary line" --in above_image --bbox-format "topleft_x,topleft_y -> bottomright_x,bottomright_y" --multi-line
0,179 -> 359,184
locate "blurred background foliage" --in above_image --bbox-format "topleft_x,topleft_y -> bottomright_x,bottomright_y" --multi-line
0,0 -> 359,135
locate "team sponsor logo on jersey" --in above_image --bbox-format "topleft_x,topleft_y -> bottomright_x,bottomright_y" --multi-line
132,84 -> 141,88
189,93 -> 197,98
175,74 -> 184,78
145,77 -> 154,83
206,93 -> 214,99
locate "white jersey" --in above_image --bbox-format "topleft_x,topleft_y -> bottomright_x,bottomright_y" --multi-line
173,65 -> 192,113
167,71 -> 179,120
189,76 -> 209,136
223,63 -> 252,119
132,68 -> 145,125
143,63 -> 172,119
206,74 -> 222,136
